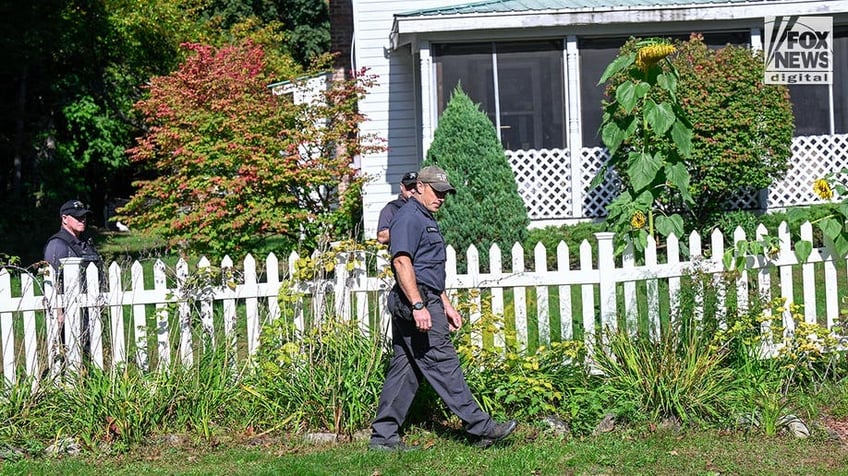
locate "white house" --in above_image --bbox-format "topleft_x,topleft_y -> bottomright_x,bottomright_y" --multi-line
330,0 -> 848,237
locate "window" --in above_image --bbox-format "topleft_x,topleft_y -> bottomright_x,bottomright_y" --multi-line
434,40 -> 566,150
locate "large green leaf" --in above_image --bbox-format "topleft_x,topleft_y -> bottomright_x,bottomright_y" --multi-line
598,52 -> 636,84
655,213 -> 684,239
616,81 -> 638,114
656,71 -> 677,97
818,217 -> 843,241
628,151 -> 662,192
670,120 -> 692,158
645,101 -> 675,136
602,121 -> 626,156
665,162 -> 693,204
795,240 -> 813,263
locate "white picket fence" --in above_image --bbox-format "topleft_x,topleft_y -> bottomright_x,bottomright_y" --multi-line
0,221 -> 845,386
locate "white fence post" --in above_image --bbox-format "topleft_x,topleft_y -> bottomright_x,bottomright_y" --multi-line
0,267 -> 14,386
61,257 -> 84,375
596,233 -> 617,350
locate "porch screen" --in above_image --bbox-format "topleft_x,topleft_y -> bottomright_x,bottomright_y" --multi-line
433,40 -> 566,150
793,26 -> 848,135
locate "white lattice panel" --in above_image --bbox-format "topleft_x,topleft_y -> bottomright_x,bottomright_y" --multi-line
578,147 -> 620,217
506,134 -> 848,223
507,149 -> 573,219
767,134 -> 848,208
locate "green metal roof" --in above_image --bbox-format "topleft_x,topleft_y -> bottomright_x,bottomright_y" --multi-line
396,0 -> 777,17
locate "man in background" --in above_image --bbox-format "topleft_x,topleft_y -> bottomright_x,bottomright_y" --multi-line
43,199 -> 102,357
376,171 -> 418,244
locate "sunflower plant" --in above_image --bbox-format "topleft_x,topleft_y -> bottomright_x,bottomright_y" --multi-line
793,172 -> 848,262
595,38 -> 694,254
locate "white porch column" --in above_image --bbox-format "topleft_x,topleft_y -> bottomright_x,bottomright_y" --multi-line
419,40 -> 437,156
565,35 -> 583,218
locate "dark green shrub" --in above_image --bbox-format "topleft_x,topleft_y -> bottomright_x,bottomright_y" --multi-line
425,86 -> 529,268
525,221 -> 604,269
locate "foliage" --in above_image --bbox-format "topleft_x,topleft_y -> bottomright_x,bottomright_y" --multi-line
794,171 -> 848,261
599,35 -> 794,252
251,317 -> 389,435
117,41 -> 382,258
425,86 -> 529,267
199,0 -> 330,67
671,34 -> 793,223
597,38 -> 694,254
452,289 -> 589,427
525,222 -> 604,268
593,320 -> 736,425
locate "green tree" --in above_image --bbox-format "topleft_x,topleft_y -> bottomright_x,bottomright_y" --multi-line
425,87 -> 529,265
117,41 -> 380,258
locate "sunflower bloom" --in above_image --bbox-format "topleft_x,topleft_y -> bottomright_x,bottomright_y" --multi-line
813,178 -> 833,200
635,43 -> 676,71
630,210 -> 647,229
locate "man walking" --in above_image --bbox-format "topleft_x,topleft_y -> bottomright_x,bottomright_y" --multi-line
370,165 -> 517,451
376,171 -> 418,244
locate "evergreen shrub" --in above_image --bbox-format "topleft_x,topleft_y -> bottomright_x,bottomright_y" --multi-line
425,86 -> 529,268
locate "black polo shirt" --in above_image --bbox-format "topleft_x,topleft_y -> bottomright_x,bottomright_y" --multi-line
389,198 -> 447,293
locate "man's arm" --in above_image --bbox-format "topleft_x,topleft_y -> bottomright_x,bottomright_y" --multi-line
392,254 -> 431,332
376,229 -> 390,244
442,292 -> 462,331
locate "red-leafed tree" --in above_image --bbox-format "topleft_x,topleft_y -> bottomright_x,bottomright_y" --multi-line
118,41 -> 381,258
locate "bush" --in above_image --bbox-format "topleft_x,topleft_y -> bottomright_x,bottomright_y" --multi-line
425,86 -> 529,268
251,317 -> 389,435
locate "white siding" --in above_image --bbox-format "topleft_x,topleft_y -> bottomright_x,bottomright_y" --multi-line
354,0 -> 459,238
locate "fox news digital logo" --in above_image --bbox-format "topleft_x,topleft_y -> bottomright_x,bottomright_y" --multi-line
764,16 -> 832,85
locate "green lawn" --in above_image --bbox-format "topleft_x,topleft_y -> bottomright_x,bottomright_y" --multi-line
2,428 -> 846,475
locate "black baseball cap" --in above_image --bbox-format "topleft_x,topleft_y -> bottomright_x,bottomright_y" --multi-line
401,171 -> 418,187
60,200 -> 92,218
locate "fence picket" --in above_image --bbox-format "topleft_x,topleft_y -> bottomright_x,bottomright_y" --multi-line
131,260 -> 149,371
756,225 -> 774,348
645,235 -> 659,340
535,243 -> 550,346
244,254 -> 259,357
221,256 -> 237,357
823,235 -> 839,329
710,230 -> 727,328
20,272 -> 38,380
467,245 -> 482,349
597,233 -> 616,349
87,262 -> 104,370
489,244 -> 505,350
64,258 -> 84,373
176,259 -> 192,367
800,222 -> 817,324
778,222 -> 796,335
733,227 -> 749,314
622,240 -> 637,334
667,233 -> 681,324
266,253 -> 280,323
556,241 -> 572,341
512,243 -> 528,350
689,231 -> 704,323
197,257 -> 215,351
109,262 -> 126,368
0,268 -> 14,386
154,259 -> 170,369
579,240 -> 595,355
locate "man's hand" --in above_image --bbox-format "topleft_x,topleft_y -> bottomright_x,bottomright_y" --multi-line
443,294 -> 462,331
413,307 -> 432,332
